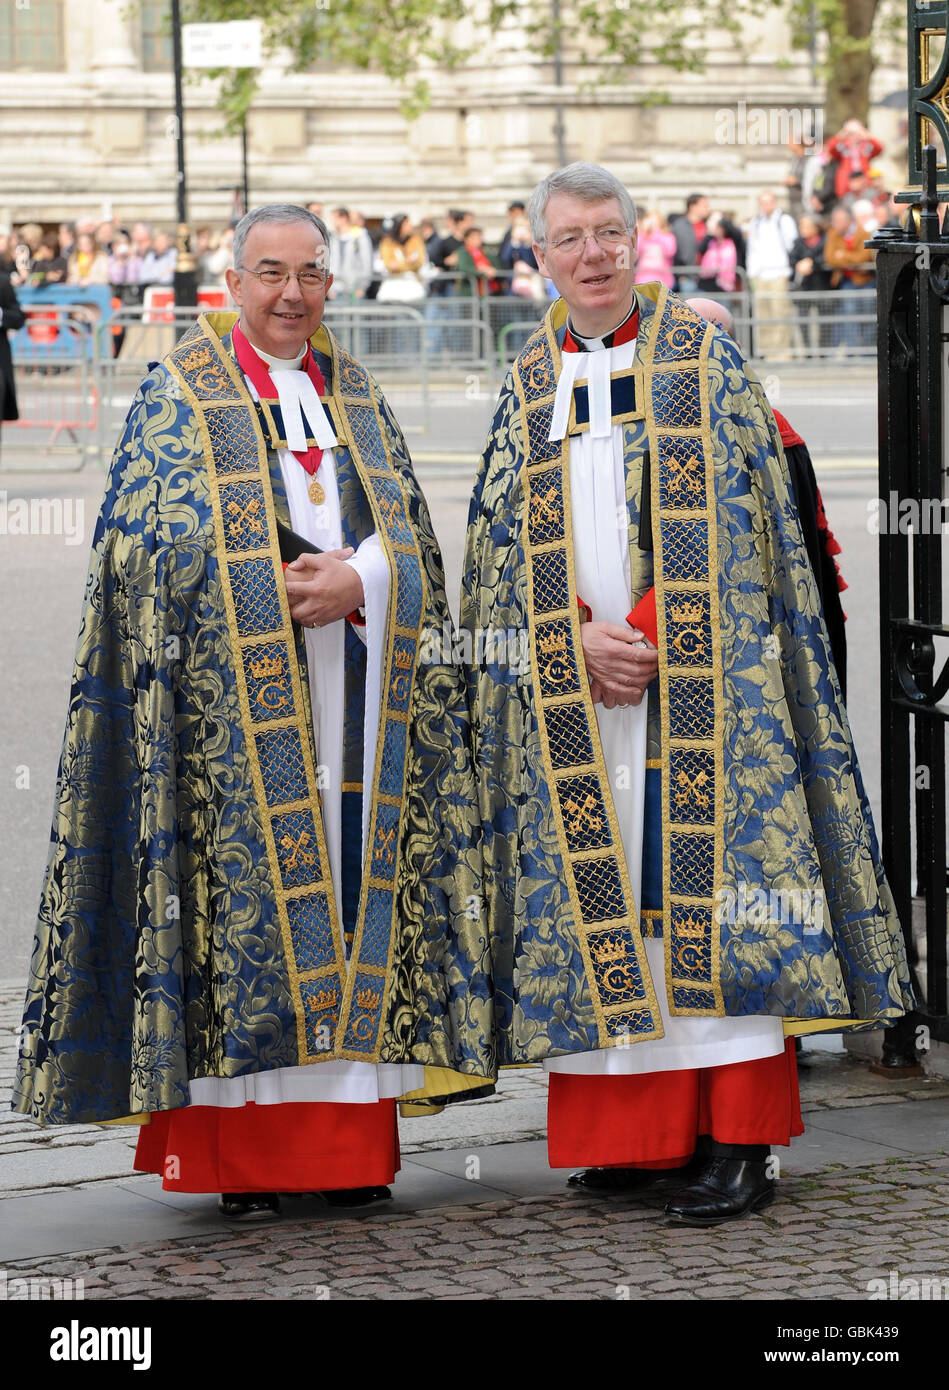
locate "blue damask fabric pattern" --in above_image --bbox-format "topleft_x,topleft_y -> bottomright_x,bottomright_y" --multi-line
461,290 -> 913,1065
14,329 -> 493,1125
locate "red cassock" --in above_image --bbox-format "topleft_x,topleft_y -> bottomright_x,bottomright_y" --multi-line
547,1040 -> 803,1169
134,1101 -> 400,1193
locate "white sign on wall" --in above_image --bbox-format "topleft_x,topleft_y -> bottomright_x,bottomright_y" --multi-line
182,20 -> 263,68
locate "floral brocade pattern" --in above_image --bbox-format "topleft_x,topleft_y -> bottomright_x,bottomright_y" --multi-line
708,346 -> 914,1021
462,290 -> 913,1066
13,342 -> 494,1125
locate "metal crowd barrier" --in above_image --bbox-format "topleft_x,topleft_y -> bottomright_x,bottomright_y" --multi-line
93,307 -> 204,468
7,291 -> 879,471
323,304 -> 431,433
3,307 -> 98,470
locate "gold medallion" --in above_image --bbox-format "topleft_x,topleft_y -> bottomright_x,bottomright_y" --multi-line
309,477 -> 325,505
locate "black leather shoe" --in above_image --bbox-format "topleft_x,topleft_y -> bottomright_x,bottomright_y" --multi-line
319,1185 -> 392,1208
218,1192 -> 282,1221
664,1157 -> 775,1226
568,1136 -> 713,1194
568,1166 -> 684,1192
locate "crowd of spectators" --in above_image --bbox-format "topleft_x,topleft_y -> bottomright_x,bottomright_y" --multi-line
644,120 -> 897,354
0,123 -> 901,358
0,219 -> 199,303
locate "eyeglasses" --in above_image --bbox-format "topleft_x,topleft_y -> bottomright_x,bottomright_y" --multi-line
239,264 -> 329,289
546,227 -> 631,255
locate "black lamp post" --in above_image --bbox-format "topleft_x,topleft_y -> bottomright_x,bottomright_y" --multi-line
171,0 -> 197,309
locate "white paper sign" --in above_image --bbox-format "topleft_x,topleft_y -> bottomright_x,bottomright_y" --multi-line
182,20 -> 263,68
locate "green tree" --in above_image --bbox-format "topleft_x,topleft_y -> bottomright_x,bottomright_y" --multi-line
182,0 -> 468,130
184,0 -> 898,135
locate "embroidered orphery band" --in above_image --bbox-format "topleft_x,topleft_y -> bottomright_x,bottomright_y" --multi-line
512,284 -> 727,1026
165,314 -> 428,1062
512,303 -> 662,1048
641,286 -> 725,1016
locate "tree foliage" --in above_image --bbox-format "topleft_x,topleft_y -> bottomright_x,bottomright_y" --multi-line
182,0 -> 901,133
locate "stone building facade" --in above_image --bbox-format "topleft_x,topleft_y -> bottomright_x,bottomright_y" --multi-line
1,0 -> 906,236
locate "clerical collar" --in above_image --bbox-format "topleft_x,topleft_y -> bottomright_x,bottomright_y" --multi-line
247,339 -> 307,371
563,301 -> 639,353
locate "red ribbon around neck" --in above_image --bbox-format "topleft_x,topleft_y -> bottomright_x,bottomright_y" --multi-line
232,321 -> 327,476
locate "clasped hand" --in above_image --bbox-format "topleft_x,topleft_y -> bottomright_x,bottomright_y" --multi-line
284,548 -> 365,628
580,621 -> 658,709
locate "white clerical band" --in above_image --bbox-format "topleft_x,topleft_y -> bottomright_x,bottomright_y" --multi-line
548,350 -> 583,443
547,344 -> 614,443
270,367 -> 338,452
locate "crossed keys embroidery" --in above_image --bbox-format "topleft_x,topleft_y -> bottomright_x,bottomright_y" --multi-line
225,494 -> 265,540
664,452 -> 704,496
563,791 -> 605,838
673,767 -> 711,813
279,829 -> 317,871
374,824 -> 397,868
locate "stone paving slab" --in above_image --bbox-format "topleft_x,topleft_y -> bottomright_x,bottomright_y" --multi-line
2,1155 -> 947,1301
803,1096 -> 949,1152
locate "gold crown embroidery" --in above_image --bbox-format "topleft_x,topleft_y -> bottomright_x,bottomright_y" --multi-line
356,987 -> 380,1012
675,912 -> 708,939
249,654 -> 283,680
669,597 -> 704,625
308,988 -> 337,1012
538,629 -> 568,658
393,648 -> 413,671
591,938 -> 627,966
178,345 -> 214,374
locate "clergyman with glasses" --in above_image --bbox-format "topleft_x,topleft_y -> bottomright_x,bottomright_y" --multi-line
13,204 -> 493,1221
461,163 -> 912,1225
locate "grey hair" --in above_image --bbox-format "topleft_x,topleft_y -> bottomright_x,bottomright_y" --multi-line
528,162 -> 637,246
233,203 -> 331,270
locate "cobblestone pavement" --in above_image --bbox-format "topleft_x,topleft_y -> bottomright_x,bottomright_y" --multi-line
4,976 -> 949,1300
4,1156 -> 949,1301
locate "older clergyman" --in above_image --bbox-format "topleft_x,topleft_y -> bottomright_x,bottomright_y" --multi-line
14,204 -> 492,1220
461,163 -> 912,1225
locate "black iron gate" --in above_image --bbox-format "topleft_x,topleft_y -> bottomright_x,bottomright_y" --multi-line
874,134 -> 949,1062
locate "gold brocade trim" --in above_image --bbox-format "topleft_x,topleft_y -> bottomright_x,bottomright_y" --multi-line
198,315 -> 430,1062
641,285 -> 725,1017
166,321 -> 347,1066
317,327 -> 429,1061
512,300 -> 662,1049
783,1018 -> 875,1037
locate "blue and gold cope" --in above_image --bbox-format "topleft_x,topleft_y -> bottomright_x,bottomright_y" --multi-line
13,312 -> 493,1125
461,283 -> 914,1065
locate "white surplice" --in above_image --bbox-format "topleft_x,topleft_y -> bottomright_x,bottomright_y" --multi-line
542,329 -> 786,1076
189,340 -> 423,1106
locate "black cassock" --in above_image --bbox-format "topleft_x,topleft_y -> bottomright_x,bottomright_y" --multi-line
0,271 -> 25,423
